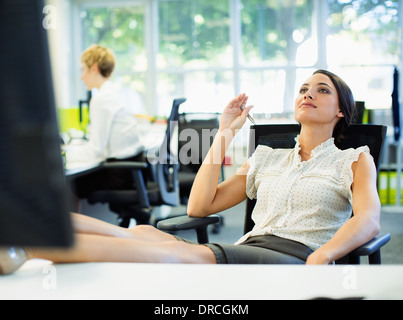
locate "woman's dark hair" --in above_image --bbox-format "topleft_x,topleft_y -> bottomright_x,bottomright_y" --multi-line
313,70 -> 355,142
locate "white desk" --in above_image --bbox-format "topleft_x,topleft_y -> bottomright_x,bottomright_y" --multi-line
65,161 -> 103,178
0,260 -> 402,300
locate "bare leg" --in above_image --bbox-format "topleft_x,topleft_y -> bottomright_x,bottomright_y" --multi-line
71,212 -> 129,237
26,213 -> 217,264
27,234 -> 217,264
71,213 -> 178,242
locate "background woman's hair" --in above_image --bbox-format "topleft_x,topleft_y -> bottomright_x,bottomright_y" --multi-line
313,70 -> 356,141
81,44 -> 116,78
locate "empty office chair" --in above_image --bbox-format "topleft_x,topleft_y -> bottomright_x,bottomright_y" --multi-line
177,113 -> 225,233
86,98 -> 186,227
177,113 -> 223,203
158,124 -> 391,264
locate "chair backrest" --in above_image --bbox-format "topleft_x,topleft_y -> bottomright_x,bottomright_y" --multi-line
154,98 -> 186,206
352,101 -> 365,124
178,112 -> 220,172
244,124 -> 387,234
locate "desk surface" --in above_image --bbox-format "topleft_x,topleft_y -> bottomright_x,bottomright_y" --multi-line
65,161 -> 102,177
0,260 -> 402,300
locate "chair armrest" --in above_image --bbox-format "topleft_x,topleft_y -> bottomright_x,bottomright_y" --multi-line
349,233 -> 391,257
101,161 -> 148,170
157,215 -> 220,232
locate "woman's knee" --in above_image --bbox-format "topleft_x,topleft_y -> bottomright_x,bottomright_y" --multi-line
129,224 -> 177,242
132,224 -> 156,234
160,241 -> 217,264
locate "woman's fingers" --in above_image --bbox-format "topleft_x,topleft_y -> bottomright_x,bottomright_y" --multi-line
228,94 -> 247,110
220,94 -> 253,132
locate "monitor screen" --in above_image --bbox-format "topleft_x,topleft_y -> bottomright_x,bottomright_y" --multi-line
0,0 -> 73,247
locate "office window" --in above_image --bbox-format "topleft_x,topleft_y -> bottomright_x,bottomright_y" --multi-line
239,70 -> 286,115
240,0 -> 316,114
328,0 -> 399,66
241,0 -> 315,66
157,71 -> 234,115
157,0 -> 232,115
327,0 -> 399,109
73,0 -> 401,116
158,0 -> 231,69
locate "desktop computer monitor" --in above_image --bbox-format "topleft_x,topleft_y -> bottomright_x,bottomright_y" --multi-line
0,0 -> 74,247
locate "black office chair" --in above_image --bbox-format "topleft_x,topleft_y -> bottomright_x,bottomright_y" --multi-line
177,113 -> 224,201
77,90 -> 92,139
86,98 -> 186,227
158,124 -> 391,264
176,112 -> 225,233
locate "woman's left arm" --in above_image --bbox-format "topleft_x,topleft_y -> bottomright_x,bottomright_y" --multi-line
306,152 -> 381,265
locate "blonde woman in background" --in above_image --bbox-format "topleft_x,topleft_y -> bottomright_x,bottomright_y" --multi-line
67,45 -> 148,205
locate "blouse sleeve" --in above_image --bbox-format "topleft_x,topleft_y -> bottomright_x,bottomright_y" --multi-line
344,145 -> 371,202
245,145 -> 272,200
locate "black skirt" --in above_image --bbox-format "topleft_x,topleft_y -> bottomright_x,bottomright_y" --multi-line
176,235 -> 313,265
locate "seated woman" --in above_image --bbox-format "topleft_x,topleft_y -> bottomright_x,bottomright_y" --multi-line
66,44 -> 150,209
66,44 -> 146,164
0,70 -> 381,274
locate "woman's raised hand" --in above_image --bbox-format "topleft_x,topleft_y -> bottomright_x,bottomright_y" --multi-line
219,94 -> 253,134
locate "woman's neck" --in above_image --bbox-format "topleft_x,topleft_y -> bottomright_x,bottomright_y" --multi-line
93,76 -> 108,90
298,126 -> 333,161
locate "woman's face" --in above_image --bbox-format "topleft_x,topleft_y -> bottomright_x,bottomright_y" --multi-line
294,73 -> 344,128
80,63 -> 97,90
